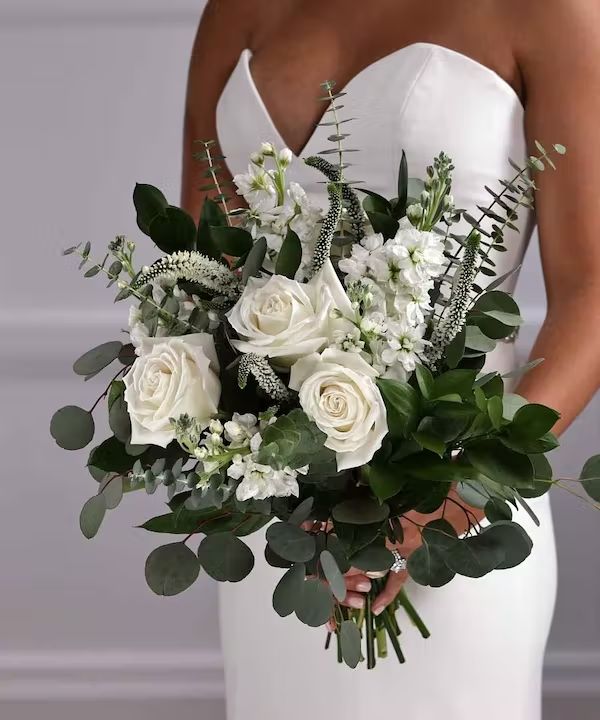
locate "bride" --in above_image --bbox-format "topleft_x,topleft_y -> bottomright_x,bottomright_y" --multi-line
180,1 -> 600,718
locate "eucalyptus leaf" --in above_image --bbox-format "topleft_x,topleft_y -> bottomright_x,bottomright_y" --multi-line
340,620 -> 363,668
580,455 -> 600,502
273,563 -> 306,617
99,475 -> 123,510
332,498 -> 389,525
295,578 -> 334,627
50,406 -> 95,451
79,494 -> 106,539
198,532 -> 254,582
266,522 -> 316,563
145,542 -> 200,596
320,550 -> 346,601
350,545 -> 394,573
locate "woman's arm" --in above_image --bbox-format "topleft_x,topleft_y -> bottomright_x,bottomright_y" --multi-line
373,1 -> 600,613
181,0 -> 254,219
513,0 -> 600,433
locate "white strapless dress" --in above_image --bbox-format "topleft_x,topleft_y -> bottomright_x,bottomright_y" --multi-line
215,43 -> 557,719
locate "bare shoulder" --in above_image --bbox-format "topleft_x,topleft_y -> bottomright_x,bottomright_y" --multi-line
197,0 -> 293,47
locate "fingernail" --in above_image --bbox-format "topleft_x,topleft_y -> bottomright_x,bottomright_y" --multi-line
356,581 -> 371,592
373,604 -> 384,616
348,595 -> 365,610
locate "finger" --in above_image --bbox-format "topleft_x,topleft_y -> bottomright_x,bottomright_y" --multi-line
345,567 -> 367,577
345,574 -> 371,593
341,591 -> 366,610
365,570 -> 387,579
372,571 -> 407,616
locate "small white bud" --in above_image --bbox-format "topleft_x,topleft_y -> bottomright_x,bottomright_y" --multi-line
260,141 -> 275,156
250,151 -> 263,166
278,147 -> 293,166
209,419 -> 223,434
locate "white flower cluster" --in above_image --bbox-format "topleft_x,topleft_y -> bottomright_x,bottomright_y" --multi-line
233,143 -> 324,280
338,219 -> 446,379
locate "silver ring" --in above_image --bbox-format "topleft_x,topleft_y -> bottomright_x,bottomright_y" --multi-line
390,549 -> 407,574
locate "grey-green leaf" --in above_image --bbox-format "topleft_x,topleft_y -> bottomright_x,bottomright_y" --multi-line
73,341 -> 123,376
273,562 -> 306,617
340,620 -> 363,668
295,577 -> 334,627
99,475 -> 123,510
50,405 -> 95,450
266,522 -> 316,562
198,532 -> 254,582
145,542 -> 200,596
320,550 -> 346,601
79,494 -> 106,539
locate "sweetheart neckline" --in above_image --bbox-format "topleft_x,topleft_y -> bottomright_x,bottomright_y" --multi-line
241,42 -> 525,159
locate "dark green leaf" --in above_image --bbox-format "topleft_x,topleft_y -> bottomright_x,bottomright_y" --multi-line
273,563 -> 306,616
79,494 -> 106,539
466,439 -> 534,488
332,498 -> 389,525
133,183 -> 168,235
485,498 -> 513,523
242,237 -> 267,283
444,530 -> 505,578
288,497 -> 314,526
445,327 -> 466,368
198,532 -> 254,582
483,521 -> 533,569
266,522 -> 316,562
50,406 -> 95,450
145,542 -> 200,596
210,226 -> 253,257
350,545 -> 394,573
581,455 -> 600,502
431,370 -> 477,400
148,206 -> 197,254
415,364 -> 434,399
377,379 -> 420,439
508,404 -> 560,441
197,198 -> 225,259
340,620 -> 363,668
109,393 -> 131,443
320,550 -> 346,601
295,577 -> 334,627
73,341 -> 123,377
275,229 -> 302,279
99,475 -> 123,510
366,211 -> 399,239
394,150 -> 408,219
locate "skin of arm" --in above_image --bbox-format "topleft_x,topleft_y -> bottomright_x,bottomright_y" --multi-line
372,1 -> 600,613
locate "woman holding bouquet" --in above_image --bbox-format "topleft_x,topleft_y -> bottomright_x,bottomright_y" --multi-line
181,1 -> 600,718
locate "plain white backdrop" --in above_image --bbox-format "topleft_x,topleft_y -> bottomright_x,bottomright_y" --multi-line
0,1 -> 598,718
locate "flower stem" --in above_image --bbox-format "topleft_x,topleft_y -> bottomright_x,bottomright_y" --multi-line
398,588 -> 431,638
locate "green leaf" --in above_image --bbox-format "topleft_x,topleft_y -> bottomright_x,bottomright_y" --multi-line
320,550 -> 346,601
210,226 -> 253,257
332,498 -> 389,525
340,620 -> 363,668
487,395 -> 504,430
481,310 -> 523,326
445,327 -> 466,368
133,183 -> 168,235
366,211 -> 399,239
470,291 -> 521,339
99,476 -> 123,510
145,542 -> 200,596
272,563 -> 306,617
266,522 -> 316,562
141,508 -> 269,536
275,229 -> 302,279
50,406 -> 95,451
466,439 -> 534,488
350,545 -> 394,573
360,189 -> 392,215
198,532 -> 254,582
444,529 -> 505,578
196,198 -> 225,259
414,364 -> 434,399
288,497 -> 314,526
465,325 -> 496,353
431,370 -> 477,400
485,498 -> 513,523
108,393 -> 131,443
407,519 -> 457,587
501,431 -> 560,455
333,521 -> 380,556
394,150 -> 408,219
295,577 -> 334,627
377,379 -> 420,439
88,436 -> 134,474
508,404 -> 560,440
580,455 -> 600,502
483,521 -> 533,569
79,494 -> 106,539
364,463 -> 405,501
502,393 -> 529,420
412,432 -> 446,457
242,236 -> 267,284
148,206 -> 197,254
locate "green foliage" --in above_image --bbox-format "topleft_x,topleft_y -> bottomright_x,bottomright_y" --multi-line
50,406 -> 95,451
141,506 -> 270,536
241,236 -> 267,283
273,563 -> 306,617
197,198 -> 225,259
266,522 -> 316,562
339,620 -> 363,668
198,532 -> 254,582
210,226 -> 253,257
332,497 -> 389,526
294,577 -> 333,627
580,456 -> 600,502
465,439 -> 534,488
73,341 -> 123,378
320,550 -> 346,601
79,494 -> 106,539
145,542 -> 200,596
350,545 -> 394,573
275,229 -> 302,279
377,379 -> 420,439
134,184 -> 196,254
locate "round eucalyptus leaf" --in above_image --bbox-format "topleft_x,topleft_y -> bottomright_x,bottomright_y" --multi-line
350,545 -> 394,573
50,405 -> 95,450
79,494 -> 106,539
109,394 -> 131,443
198,532 -> 254,582
266,522 -> 316,563
272,562 -> 305,617
407,543 -> 455,587
265,544 -> 293,569
444,532 -> 505,578
325,534 -> 350,574
287,497 -> 314,526
482,521 -> 533,569
99,476 -> 124,510
340,620 -> 363,668
456,481 -> 489,509
580,455 -> 600,502
295,578 -> 334,627
485,498 -> 512,523
73,341 -> 123,376
332,498 -> 390,526
145,542 -> 200,596
320,550 -> 346,602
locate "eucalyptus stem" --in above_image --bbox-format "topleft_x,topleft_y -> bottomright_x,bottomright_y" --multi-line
365,591 -> 376,669
200,140 -> 232,225
380,608 -> 405,663
398,589 -> 431,638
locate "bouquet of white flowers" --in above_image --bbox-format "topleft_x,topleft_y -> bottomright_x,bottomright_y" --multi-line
51,83 -> 600,669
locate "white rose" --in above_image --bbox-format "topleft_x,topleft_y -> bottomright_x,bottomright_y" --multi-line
289,348 -> 388,471
123,334 -> 221,447
226,260 -> 353,366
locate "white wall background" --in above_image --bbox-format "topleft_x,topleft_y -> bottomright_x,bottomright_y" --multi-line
0,2 -> 597,718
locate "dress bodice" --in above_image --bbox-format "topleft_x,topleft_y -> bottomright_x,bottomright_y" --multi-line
216,42 -> 533,297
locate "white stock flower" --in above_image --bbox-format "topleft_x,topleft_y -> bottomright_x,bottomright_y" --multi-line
227,260 -> 353,366
289,348 -> 388,471
233,164 -> 278,212
224,412 -> 259,446
381,320 -> 428,372
123,334 -> 220,447
390,225 -> 445,286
